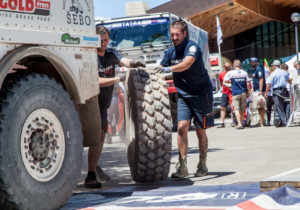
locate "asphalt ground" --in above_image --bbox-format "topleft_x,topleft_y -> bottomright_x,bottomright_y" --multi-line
62,118 -> 300,209
74,117 -> 300,190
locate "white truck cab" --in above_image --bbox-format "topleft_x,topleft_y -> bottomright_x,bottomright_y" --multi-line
0,1 -> 101,209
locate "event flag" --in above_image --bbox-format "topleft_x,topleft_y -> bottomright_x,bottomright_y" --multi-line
264,58 -> 270,78
216,15 -> 223,46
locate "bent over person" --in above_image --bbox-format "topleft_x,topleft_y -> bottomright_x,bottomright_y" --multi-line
85,26 -> 145,188
159,20 -> 214,178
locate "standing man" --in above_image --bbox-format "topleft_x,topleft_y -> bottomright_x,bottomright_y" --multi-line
265,60 -> 292,127
218,62 -> 232,128
224,59 -> 250,129
251,57 -> 266,126
159,20 -> 214,178
85,26 -> 145,188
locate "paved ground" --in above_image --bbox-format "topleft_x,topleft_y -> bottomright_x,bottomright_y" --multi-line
75,118 -> 300,191
61,118 -> 300,209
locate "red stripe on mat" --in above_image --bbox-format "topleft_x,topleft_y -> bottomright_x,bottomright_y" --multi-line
138,208 -> 226,210
237,200 -> 267,210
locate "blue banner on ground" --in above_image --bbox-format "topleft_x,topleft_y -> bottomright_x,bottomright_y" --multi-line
62,183 -> 300,210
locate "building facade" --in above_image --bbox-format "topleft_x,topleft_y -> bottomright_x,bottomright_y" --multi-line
148,0 -> 300,68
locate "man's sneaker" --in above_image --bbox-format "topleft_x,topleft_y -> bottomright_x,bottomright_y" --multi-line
266,121 -> 271,126
95,165 -> 110,182
217,123 -> 225,128
194,162 -> 208,177
171,155 -> 189,178
85,172 -> 102,188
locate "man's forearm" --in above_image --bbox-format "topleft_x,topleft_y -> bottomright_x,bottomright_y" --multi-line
99,77 -> 119,87
259,78 -> 263,91
170,56 -> 195,72
265,84 -> 271,96
247,82 -> 250,94
171,62 -> 191,72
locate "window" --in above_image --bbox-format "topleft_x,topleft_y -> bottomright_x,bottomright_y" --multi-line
101,18 -> 172,50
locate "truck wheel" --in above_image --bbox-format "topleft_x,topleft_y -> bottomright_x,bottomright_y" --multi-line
0,73 -> 83,210
125,68 -> 172,182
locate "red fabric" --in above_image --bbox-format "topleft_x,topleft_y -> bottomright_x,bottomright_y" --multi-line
219,71 -> 231,95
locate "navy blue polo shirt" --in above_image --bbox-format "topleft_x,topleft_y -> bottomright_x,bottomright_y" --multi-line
98,48 -> 122,109
160,38 -> 212,97
252,65 -> 266,91
224,69 -> 249,96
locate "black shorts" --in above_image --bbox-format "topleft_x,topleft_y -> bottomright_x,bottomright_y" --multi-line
100,108 -> 108,132
221,93 -> 230,108
177,92 -> 214,129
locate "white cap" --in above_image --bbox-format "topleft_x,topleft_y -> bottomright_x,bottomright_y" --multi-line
271,60 -> 281,66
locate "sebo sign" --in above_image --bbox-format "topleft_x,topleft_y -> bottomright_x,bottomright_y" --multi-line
67,12 -> 91,25
64,0 -> 91,26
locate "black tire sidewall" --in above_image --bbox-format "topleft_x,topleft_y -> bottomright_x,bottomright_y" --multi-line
126,69 -> 172,182
0,75 -> 82,209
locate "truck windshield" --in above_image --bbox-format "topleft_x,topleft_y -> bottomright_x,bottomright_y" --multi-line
101,18 -> 171,50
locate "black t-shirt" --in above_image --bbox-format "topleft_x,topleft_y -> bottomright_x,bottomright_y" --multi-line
98,48 -> 122,109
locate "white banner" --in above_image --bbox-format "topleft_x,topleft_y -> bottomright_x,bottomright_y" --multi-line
216,15 -> 223,46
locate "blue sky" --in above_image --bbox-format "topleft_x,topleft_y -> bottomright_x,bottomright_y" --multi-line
93,0 -> 170,18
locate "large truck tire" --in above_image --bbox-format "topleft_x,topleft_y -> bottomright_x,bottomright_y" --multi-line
0,73 -> 83,210
125,68 -> 172,182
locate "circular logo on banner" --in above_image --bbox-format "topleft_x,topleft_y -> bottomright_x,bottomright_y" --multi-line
189,45 -> 197,53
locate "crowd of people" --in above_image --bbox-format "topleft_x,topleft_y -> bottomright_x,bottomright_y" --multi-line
217,58 -> 300,129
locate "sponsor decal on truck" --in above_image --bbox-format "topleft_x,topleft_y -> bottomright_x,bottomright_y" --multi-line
63,0 -> 91,26
61,33 -> 80,45
0,0 -> 51,16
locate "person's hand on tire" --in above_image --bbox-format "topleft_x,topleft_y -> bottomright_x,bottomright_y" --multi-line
157,67 -> 172,73
118,75 -> 126,82
130,60 -> 146,68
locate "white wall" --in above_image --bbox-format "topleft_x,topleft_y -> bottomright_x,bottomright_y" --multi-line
126,1 -> 149,16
